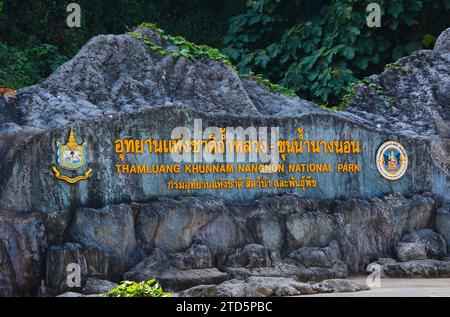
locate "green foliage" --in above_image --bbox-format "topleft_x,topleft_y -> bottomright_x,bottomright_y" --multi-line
103,280 -> 171,298
384,62 -> 410,74
0,43 -> 67,89
422,33 -> 436,48
223,0 -> 450,106
0,0 -> 244,57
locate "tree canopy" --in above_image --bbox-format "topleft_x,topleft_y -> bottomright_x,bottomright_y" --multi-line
223,0 -> 450,106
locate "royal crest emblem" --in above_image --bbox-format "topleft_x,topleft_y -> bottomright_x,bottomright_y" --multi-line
376,141 -> 408,181
52,128 -> 92,183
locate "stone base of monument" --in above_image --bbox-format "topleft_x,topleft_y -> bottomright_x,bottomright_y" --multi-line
2,192 -> 447,297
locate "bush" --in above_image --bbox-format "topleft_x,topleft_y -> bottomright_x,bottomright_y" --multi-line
103,280 -> 171,297
0,43 -> 67,89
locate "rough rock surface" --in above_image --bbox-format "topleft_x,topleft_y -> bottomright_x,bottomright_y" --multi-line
395,242 -> 428,262
124,248 -> 229,292
343,27 -> 450,201
434,28 -> 450,56
0,191 -> 442,295
344,32 -> 450,140
44,242 -> 124,293
398,229 -> 447,260
436,203 -> 450,252
0,27 -> 449,296
41,192 -> 440,294
369,228 -> 449,278
374,259 -> 450,278
179,277 -> 368,297
81,278 -> 118,295
0,211 -> 47,296
69,204 -> 138,258
216,241 -> 348,281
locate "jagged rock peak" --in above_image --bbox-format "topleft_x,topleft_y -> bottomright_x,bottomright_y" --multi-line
343,27 -> 450,139
8,27 -> 320,131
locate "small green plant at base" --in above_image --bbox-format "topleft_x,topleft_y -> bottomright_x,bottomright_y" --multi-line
102,279 -> 171,297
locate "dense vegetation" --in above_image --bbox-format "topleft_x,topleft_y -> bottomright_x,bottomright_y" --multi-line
0,0 -> 243,88
223,0 -> 450,105
0,0 -> 449,107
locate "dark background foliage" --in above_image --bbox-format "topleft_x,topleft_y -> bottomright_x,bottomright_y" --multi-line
0,0 -> 244,88
0,0 -> 449,107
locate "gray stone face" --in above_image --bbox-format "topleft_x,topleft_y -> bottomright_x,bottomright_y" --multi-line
0,27 -> 449,296
434,28 -> 450,55
134,203 -> 159,251
378,259 -> 450,278
56,292 -> 88,297
218,244 -> 276,268
123,248 -> 229,291
0,192 -> 440,295
179,277 -> 367,297
216,243 -> 323,282
400,229 -> 447,260
64,193 -> 437,291
82,278 -> 118,295
285,240 -> 343,268
151,197 -> 226,252
45,243 -> 86,292
436,203 -> 450,252
395,242 -> 428,262
314,279 -> 367,293
69,204 -> 138,258
167,243 -> 214,270
44,243 -> 124,292
0,211 -> 46,296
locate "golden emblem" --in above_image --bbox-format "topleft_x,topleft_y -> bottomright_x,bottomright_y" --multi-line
376,140 -> 408,181
52,128 -> 92,183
